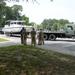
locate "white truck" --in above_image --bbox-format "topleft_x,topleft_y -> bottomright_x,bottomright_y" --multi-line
2,20 -> 33,36
43,24 -> 75,40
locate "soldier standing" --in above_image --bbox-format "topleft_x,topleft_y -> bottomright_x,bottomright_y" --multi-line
20,27 -> 24,44
38,29 -> 44,45
23,28 -> 27,45
30,28 -> 36,46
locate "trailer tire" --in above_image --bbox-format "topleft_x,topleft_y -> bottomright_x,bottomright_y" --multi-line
43,34 -> 48,40
49,34 -> 56,41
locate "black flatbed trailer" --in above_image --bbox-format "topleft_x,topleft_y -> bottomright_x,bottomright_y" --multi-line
43,31 -> 67,40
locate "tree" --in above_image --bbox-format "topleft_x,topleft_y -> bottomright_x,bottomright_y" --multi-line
37,24 -> 42,30
0,3 -> 23,26
58,19 -> 70,29
21,15 -> 30,25
41,19 -> 50,30
41,18 -> 74,30
41,19 -> 58,30
0,0 -> 6,26
0,0 -> 6,17
5,6 -> 13,20
12,5 -> 23,20
51,22 -> 58,30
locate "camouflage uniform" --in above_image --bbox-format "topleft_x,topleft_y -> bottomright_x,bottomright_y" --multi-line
30,28 -> 36,46
22,29 -> 27,45
38,29 -> 44,45
20,27 -> 24,44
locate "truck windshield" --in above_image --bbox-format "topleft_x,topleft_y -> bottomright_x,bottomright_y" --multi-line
67,26 -> 73,30
17,22 -> 25,25
10,22 -> 16,24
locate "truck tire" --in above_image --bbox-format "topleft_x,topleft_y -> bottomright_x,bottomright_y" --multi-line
5,32 -> 11,36
5,33 -> 9,36
44,34 -> 48,40
49,34 -> 56,41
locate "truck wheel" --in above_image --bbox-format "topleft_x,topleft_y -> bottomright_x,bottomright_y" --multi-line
10,33 -> 12,36
6,33 -> 9,36
5,33 -> 10,36
49,34 -> 56,41
44,34 -> 48,40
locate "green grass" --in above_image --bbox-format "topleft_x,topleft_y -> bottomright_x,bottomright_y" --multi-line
0,38 -> 9,42
0,45 -> 75,75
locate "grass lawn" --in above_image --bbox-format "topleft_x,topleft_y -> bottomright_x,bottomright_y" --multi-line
0,38 -> 9,42
0,45 -> 75,75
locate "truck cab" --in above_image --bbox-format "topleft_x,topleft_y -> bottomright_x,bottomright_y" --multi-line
66,24 -> 75,37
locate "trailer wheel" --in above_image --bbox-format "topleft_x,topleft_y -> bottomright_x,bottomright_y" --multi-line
44,34 -> 48,40
49,34 -> 56,41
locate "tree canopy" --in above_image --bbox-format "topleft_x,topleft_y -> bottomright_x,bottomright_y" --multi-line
0,0 -> 31,27
0,0 -> 36,27
40,19 -> 74,30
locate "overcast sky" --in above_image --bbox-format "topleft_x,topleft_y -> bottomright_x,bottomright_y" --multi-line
7,0 -> 75,24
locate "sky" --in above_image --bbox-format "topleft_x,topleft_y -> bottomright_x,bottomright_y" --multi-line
6,0 -> 75,24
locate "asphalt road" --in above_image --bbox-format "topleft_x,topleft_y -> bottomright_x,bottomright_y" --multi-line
0,34 -> 75,56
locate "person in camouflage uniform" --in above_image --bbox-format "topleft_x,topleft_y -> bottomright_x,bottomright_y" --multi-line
30,28 -> 36,46
22,28 -> 27,45
20,27 -> 24,44
38,29 -> 44,45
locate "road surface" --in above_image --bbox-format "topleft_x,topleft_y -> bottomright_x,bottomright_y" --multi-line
0,34 -> 75,56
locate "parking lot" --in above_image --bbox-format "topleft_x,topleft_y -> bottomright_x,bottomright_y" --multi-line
0,34 -> 75,56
